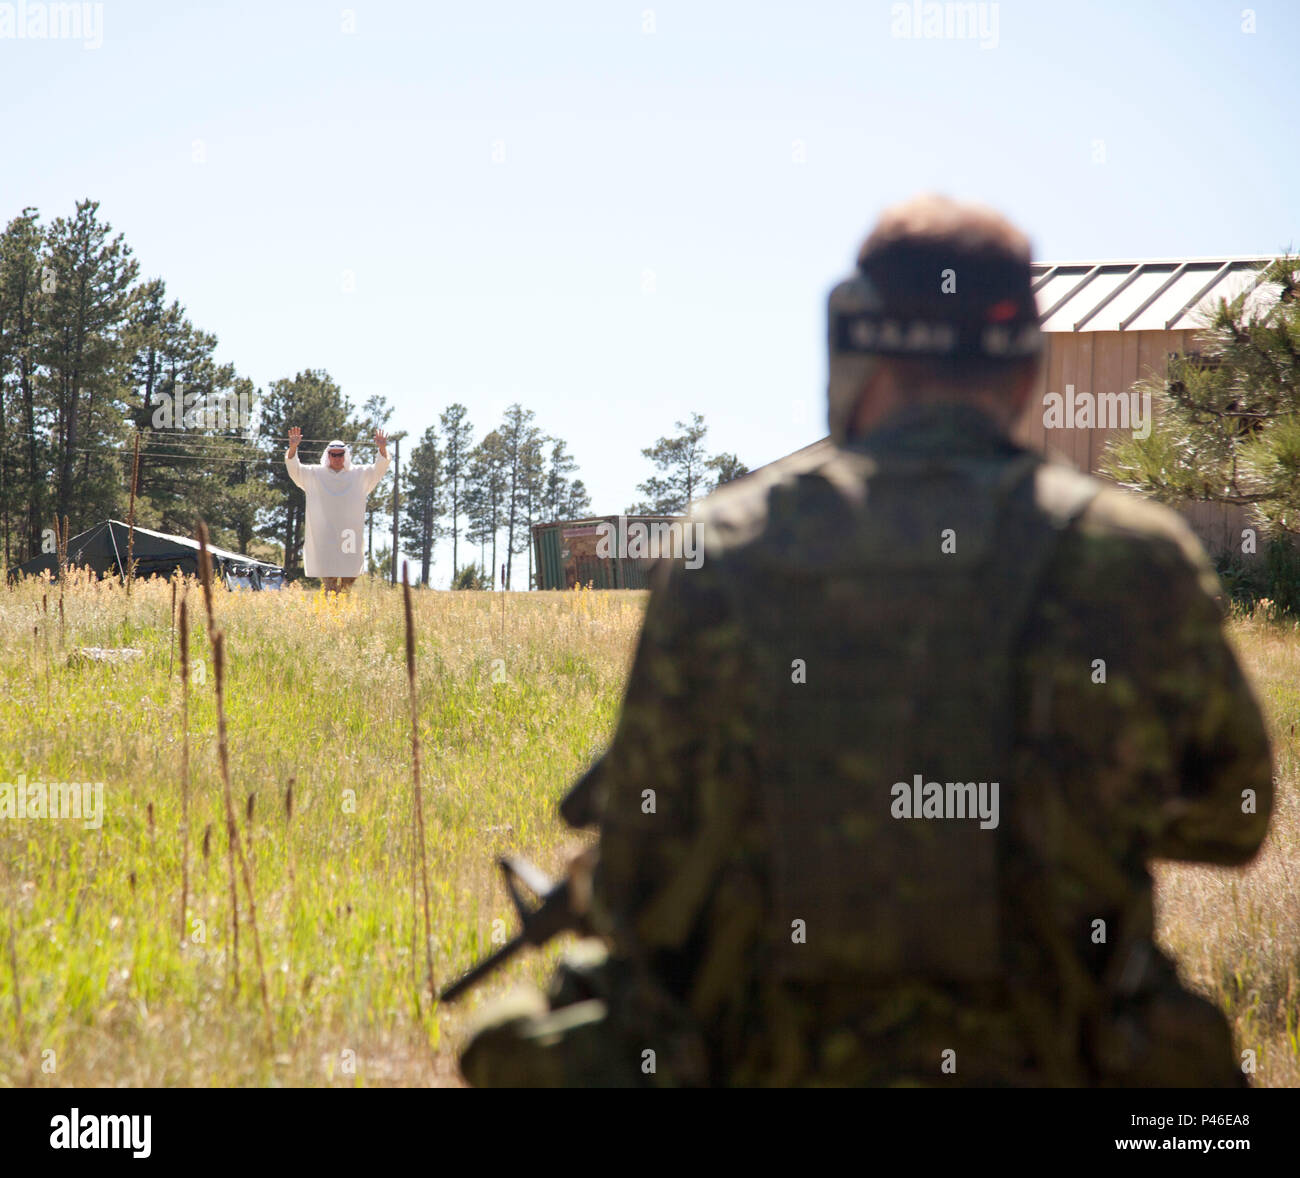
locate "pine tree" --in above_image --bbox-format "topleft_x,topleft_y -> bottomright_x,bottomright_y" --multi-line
707,452 -> 749,488
358,393 -> 393,565
518,432 -> 546,588
1104,257 -> 1300,536
216,377 -> 274,554
628,411 -> 737,514
542,438 -> 578,521
498,403 -> 542,588
0,207 -> 47,563
123,278 -> 170,437
126,289 -> 249,541
400,424 -> 444,586
564,478 -> 592,518
452,563 -> 492,590
439,402 -> 473,583
465,429 -> 508,587
41,199 -> 139,528
368,543 -> 393,580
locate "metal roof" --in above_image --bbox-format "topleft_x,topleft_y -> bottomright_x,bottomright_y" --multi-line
1031,256 -> 1279,333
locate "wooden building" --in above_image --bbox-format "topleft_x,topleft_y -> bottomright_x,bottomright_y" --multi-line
1012,255 -> 1278,554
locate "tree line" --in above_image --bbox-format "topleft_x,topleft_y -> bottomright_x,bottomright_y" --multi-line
0,199 -> 749,588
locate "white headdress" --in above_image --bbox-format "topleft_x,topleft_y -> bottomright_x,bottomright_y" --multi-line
320,439 -> 353,471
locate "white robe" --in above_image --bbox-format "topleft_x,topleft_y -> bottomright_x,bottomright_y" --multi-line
286,448 -> 390,577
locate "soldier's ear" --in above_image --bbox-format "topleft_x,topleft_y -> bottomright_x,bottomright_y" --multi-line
1007,356 -> 1040,422
847,363 -> 896,438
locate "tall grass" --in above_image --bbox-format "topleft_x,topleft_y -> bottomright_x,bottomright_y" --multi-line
401,562 -> 435,1013
0,573 -> 1296,1085
1155,607 -> 1300,1086
0,574 -> 635,1086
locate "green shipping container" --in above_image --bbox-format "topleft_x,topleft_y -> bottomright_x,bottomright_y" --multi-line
531,515 -> 685,590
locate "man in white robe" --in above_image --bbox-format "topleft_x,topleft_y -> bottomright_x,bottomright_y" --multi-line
285,427 -> 390,592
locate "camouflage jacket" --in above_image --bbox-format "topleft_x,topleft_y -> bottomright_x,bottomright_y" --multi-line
579,402 -> 1273,1087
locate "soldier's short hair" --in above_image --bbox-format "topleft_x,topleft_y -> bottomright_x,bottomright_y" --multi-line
826,195 -> 1041,440
858,194 -> 1038,388
858,193 -> 1032,273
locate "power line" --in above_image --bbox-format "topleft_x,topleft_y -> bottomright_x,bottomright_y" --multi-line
87,439 -> 385,450
77,435 -> 385,452
144,434 -> 383,445
70,448 -> 272,465
62,436 -> 263,456
69,446 -> 387,465
140,435 -> 267,449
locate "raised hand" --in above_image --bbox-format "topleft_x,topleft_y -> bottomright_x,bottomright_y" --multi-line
375,428 -> 389,458
287,425 -> 302,458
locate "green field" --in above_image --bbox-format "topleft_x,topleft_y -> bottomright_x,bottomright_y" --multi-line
1,573 -> 1296,1086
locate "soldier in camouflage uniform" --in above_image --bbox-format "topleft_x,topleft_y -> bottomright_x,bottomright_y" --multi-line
460,194 -> 1273,1087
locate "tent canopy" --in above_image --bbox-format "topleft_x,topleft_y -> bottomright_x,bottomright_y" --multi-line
12,520 -> 284,590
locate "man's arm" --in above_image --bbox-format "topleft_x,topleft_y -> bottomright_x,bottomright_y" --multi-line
285,425 -> 309,489
362,452 -> 390,495
1144,526 -> 1273,864
1023,494 -> 1273,868
361,429 -> 391,494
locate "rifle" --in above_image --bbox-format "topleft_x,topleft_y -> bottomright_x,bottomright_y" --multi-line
439,854 -> 589,1003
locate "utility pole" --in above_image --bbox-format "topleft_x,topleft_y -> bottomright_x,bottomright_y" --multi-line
389,431 -> 407,586
126,429 -> 142,594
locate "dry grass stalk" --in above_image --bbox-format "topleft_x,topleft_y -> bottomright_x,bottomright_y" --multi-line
57,515 -> 68,646
6,901 -> 21,1046
246,791 -> 256,874
402,561 -> 435,1007
198,522 -> 273,1047
169,575 -> 177,680
195,529 -> 239,978
179,590 -> 191,946
283,777 -> 296,986
34,620 -> 49,707
125,430 -> 141,596
197,527 -> 215,636
284,777 -> 296,904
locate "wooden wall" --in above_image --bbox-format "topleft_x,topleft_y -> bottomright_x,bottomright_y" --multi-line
1012,329 -> 1252,558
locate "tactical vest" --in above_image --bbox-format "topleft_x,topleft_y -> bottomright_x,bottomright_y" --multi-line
728,444 -> 1098,983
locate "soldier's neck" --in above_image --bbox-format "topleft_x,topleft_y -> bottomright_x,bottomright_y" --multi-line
846,401 -> 1017,457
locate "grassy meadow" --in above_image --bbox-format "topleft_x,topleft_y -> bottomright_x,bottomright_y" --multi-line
0,572 -> 1296,1086
0,572 -> 637,1086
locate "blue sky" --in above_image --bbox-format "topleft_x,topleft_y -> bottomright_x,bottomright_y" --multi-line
2,0 -> 1296,583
